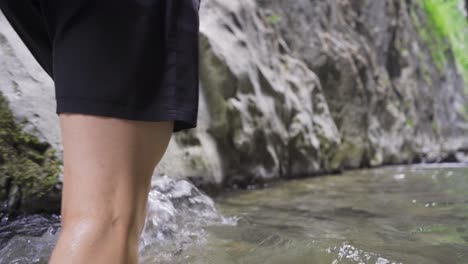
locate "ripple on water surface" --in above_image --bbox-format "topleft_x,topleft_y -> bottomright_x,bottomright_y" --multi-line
1,165 -> 468,263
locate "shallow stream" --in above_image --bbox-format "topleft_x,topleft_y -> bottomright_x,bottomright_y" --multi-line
1,164 -> 467,263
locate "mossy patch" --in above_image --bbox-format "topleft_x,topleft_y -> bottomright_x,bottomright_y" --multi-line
267,13 -> 281,25
0,92 -> 62,214
410,1 -> 450,75
415,0 -> 468,88
330,140 -> 364,170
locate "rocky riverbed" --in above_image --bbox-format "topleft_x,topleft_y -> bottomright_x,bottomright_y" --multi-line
1,0 -> 468,214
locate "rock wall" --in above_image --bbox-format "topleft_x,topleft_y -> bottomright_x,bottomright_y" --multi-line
1,0 -> 467,213
194,0 -> 468,185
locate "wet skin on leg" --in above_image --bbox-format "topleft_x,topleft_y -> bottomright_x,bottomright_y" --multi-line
48,113 -> 174,264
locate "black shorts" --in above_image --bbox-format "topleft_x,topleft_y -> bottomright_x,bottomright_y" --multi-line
0,0 -> 200,132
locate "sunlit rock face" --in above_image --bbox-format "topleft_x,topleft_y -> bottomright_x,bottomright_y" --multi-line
195,0 -> 468,183
1,0 -> 467,212
198,0 -> 341,187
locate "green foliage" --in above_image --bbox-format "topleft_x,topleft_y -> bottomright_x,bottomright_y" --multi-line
267,13 -> 281,25
405,118 -> 414,128
0,92 -> 62,209
411,2 -> 450,74
419,0 -> 468,87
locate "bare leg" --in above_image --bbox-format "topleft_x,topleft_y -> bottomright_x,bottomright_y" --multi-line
49,113 -> 174,264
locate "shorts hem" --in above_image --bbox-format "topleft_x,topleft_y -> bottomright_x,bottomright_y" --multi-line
56,97 -> 197,133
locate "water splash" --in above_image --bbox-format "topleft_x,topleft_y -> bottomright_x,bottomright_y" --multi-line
138,175 -> 237,262
0,175 -> 237,264
326,242 -> 402,264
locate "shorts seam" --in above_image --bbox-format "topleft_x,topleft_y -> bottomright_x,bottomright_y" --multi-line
56,96 -> 198,115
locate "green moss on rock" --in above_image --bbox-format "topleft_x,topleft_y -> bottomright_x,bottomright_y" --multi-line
411,1 -> 450,74
416,0 -> 468,87
0,92 -> 62,214
330,140 -> 365,170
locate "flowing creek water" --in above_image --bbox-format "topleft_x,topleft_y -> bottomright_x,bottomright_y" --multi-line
1,164 -> 467,263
